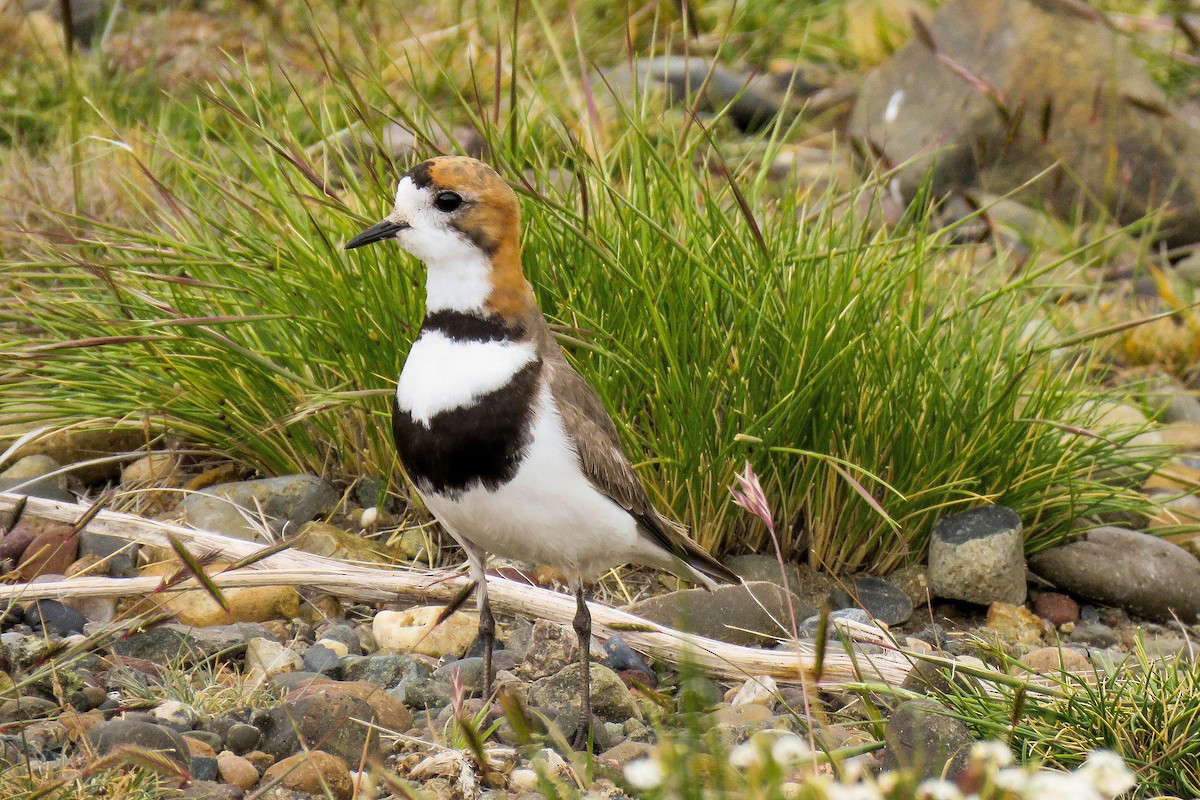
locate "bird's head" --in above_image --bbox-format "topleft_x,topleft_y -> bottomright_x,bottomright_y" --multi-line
346,156 -> 531,318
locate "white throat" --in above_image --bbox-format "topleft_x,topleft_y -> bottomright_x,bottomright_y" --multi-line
422,249 -> 492,313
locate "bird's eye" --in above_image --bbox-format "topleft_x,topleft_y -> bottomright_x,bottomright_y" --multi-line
434,191 -> 463,212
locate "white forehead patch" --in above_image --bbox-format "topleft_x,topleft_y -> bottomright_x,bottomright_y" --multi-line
392,176 -> 427,217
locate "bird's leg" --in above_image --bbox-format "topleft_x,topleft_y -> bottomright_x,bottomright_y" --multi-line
479,583 -> 495,699
467,553 -> 495,699
570,583 -> 592,750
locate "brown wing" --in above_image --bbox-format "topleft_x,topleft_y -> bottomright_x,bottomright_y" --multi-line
545,353 -> 738,586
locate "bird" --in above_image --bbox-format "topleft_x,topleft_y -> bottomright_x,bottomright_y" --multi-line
345,155 -> 738,749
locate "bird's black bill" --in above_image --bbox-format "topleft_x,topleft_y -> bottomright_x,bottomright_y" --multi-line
344,219 -> 408,250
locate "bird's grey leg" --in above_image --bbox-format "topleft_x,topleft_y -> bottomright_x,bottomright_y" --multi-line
467,551 -> 495,699
571,582 -> 592,750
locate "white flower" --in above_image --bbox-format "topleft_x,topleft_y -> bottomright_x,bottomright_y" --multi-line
916,778 -> 964,800
1024,771 -> 1101,800
624,758 -> 664,790
822,784 -> 885,800
729,740 -> 764,769
970,740 -> 1014,768
1077,750 -> 1136,799
993,766 -> 1030,793
770,733 -> 812,765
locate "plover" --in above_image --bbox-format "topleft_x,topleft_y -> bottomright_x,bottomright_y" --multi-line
346,156 -> 737,747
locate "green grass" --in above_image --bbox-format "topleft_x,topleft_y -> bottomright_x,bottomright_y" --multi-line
0,0 -> 1165,571
911,642 -> 1200,799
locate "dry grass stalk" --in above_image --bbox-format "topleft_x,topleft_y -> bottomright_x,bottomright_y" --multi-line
0,492 -> 914,687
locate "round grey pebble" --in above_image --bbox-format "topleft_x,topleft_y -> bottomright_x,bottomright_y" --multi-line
185,729 -> 223,753
190,754 -> 219,782
319,624 -> 362,656
302,644 -> 341,676
225,722 -> 263,755
25,600 -> 86,635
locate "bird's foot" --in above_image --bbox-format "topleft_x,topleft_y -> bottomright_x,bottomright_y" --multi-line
570,716 -> 592,751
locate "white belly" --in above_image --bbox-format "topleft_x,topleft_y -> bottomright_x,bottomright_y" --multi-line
421,384 -> 643,582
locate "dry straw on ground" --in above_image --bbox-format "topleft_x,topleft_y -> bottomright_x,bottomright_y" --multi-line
0,491 -> 913,688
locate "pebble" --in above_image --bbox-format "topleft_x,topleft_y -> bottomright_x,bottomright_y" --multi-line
261,751 -> 353,800
246,637 -> 304,679
84,719 -> 191,768
259,690 -> 382,762
927,505 -> 1027,605
152,699 -> 200,732
0,455 -> 72,502
1032,591 -> 1080,626
1014,646 -> 1092,675
217,753 -> 260,789
301,643 -> 341,676
985,602 -> 1047,654
181,474 -> 338,541
18,525 -> 79,581
190,754 -> 219,782
882,698 -> 972,780
225,722 -> 263,755
624,581 -> 816,647
78,531 -> 139,578
372,606 -> 477,658
829,575 -> 914,625
1029,526 -> 1200,623
528,663 -> 639,732
24,600 -> 86,635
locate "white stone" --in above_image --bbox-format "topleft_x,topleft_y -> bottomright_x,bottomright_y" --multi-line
245,637 -> 303,679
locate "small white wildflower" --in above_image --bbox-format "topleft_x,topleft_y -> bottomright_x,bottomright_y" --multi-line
970,740 -> 1014,768
993,766 -> 1031,793
1077,750 -> 1136,799
624,758 -> 664,790
916,778 -> 963,800
770,733 -> 812,765
1024,771 -> 1101,800
729,740 -> 764,769
823,784 -> 885,800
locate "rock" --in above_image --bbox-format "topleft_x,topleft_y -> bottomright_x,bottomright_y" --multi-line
152,700 -> 200,732
830,575 -> 914,625
24,600 -> 86,635
225,722 -> 263,755
601,635 -> 655,687
246,638 -> 303,679
301,644 -> 341,676
191,754 -> 219,782
1014,646 -> 1091,675
401,677 -> 453,710
262,751 -> 352,800
259,692 -> 382,762
726,555 -> 838,609
881,698 -> 973,779
0,696 -> 59,723
432,656 -> 489,694
730,676 -> 778,708
218,753 -> 260,789
111,624 -> 243,664
0,525 -> 36,568
17,525 -> 79,581
1068,622 -> 1119,648
181,474 -> 338,542
519,620 -> 580,679
121,452 -> 180,484
372,606 -> 477,658
528,663 -> 639,732
927,505 -> 1026,605
285,681 -> 412,734
848,0 -> 1200,248
140,561 -> 300,627
185,731 -> 222,753
1,426 -> 144,485
315,624 -> 360,655
985,602 -> 1046,654
797,608 -> 873,638
294,521 -> 396,565
84,719 -> 191,768
597,56 -> 814,134
1029,526 -> 1200,623
0,454 -> 72,501
676,675 -> 724,712
1032,592 -> 1079,627
78,531 -> 138,578
623,581 -> 816,647
339,653 -> 431,690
